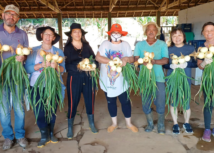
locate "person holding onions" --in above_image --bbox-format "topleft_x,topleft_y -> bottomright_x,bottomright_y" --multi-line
96,23 -> 138,133
24,26 -> 65,148
64,23 -> 99,139
134,22 -> 169,135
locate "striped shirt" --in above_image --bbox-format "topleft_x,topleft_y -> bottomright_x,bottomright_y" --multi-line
0,23 -> 28,64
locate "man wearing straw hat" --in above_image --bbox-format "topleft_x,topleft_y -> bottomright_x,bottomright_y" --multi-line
134,22 -> 169,134
0,4 -> 28,150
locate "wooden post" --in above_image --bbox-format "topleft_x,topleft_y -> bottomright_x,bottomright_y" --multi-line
156,11 -> 160,26
57,13 -> 63,50
108,12 -> 112,40
156,11 -> 160,39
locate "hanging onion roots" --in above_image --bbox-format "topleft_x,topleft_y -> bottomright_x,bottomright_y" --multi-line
165,53 -> 193,114
32,50 -> 64,122
194,46 -> 214,109
0,44 -> 31,114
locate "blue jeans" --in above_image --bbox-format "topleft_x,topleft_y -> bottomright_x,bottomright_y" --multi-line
142,82 -> 166,115
203,91 -> 213,129
0,87 -> 25,140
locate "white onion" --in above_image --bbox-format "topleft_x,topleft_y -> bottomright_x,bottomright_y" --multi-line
197,52 -> 205,59
81,64 -> 86,69
205,52 -> 213,59
92,63 -> 96,69
46,54 -> 52,61
172,59 -> 178,64
84,59 -> 90,64
144,52 -> 150,57
22,48 -> 30,55
2,45 -> 10,51
111,65 -> 116,71
146,63 -> 153,70
109,61 -> 114,66
52,54 -> 59,61
16,48 -> 23,55
172,55 -> 178,59
200,47 -> 208,53
184,56 -> 191,62
138,58 -> 144,64
116,67 -> 122,73
209,46 -> 214,53
178,58 -> 185,64
143,57 -> 149,62
113,57 -> 121,64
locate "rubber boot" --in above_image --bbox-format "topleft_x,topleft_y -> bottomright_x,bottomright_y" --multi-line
157,113 -> 165,135
49,123 -> 58,143
67,118 -> 74,139
87,114 -> 98,133
145,112 -> 154,132
37,127 -> 50,148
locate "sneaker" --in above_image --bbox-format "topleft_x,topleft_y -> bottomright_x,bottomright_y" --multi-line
172,124 -> 180,134
3,138 -> 13,150
202,129 -> 211,142
183,123 -> 193,134
17,138 -> 28,148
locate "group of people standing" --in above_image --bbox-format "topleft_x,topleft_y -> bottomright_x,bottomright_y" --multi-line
1,4 -> 214,151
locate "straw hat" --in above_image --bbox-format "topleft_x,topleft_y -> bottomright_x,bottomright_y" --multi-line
143,22 -> 161,36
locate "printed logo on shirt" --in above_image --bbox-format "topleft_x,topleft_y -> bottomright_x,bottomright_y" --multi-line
105,49 -> 123,86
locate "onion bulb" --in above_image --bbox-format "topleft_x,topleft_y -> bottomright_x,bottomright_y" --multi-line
22,48 -> 31,55
116,67 -> 122,73
149,52 -> 155,59
2,45 -> 10,51
92,63 -> 96,69
138,58 -> 144,64
57,56 -> 64,63
171,54 -> 178,59
52,54 -> 59,61
209,46 -> 214,53
172,59 -> 178,64
178,58 -> 185,64
40,50 -> 46,57
197,52 -> 205,59
16,48 -> 23,55
111,65 -> 116,71
81,64 -> 86,69
146,63 -> 153,70
200,47 -> 208,53
46,53 -> 53,61
205,51 -> 213,59
109,61 -> 114,66
113,57 -> 121,64
143,57 -> 149,62
184,56 -> 191,62
144,51 -> 150,57
84,58 -> 90,64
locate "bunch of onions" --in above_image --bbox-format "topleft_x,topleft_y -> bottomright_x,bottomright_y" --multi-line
0,44 -> 31,112
165,53 -> 193,114
195,46 -> 214,108
107,57 -> 123,73
32,50 -> 64,121
137,51 -> 157,104
0,43 -> 14,62
77,58 -> 97,71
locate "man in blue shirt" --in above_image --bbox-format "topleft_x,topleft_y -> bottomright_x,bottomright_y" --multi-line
0,4 -> 28,150
134,22 -> 169,134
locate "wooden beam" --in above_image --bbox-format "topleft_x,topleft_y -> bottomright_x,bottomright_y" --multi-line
38,0 -> 61,13
24,13 -> 28,18
61,1 -> 73,9
84,12 -> 86,18
33,13 -> 36,18
34,0 -> 38,7
51,13 -> 53,18
42,13 -> 45,18
173,11 -> 177,16
125,11 -> 127,17
137,0 -> 141,6
53,0 -> 59,9
156,11 -> 160,26
57,13 -> 63,50
145,0 -> 148,7
109,0 -> 118,12
14,0 -> 20,7
92,0 -> 94,7
149,11 -> 152,16
23,0 -> 29,7
166,0 -> 169,9
133,11 -> 135,17
161,0 -> 187,11
4,0 -> 8,4
158,0 -> 166,10
149,0 -> 159,7
83,0 -> 85,8
0,4 -> 4,10
141,11 -> 144,16
108,12 -> 111,40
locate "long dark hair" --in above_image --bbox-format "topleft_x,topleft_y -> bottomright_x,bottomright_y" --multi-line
170,27 -> 186,47
65,33 -> 89,47
201,22 -> 214,35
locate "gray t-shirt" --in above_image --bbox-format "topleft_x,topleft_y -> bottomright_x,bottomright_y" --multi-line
0,23 -> 29,65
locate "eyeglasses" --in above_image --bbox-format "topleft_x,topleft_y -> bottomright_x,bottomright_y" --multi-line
4,12 -> 19,18
43,33 -> 55,38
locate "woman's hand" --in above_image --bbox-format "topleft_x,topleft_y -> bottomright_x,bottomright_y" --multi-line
121,57 -> 128,67
51,61 -> 57,69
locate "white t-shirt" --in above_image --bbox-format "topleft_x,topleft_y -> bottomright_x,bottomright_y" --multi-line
98,40 -> 133,97
30,48 -> 53,86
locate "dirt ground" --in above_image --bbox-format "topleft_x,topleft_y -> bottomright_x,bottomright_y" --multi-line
0,73 -> 214,153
